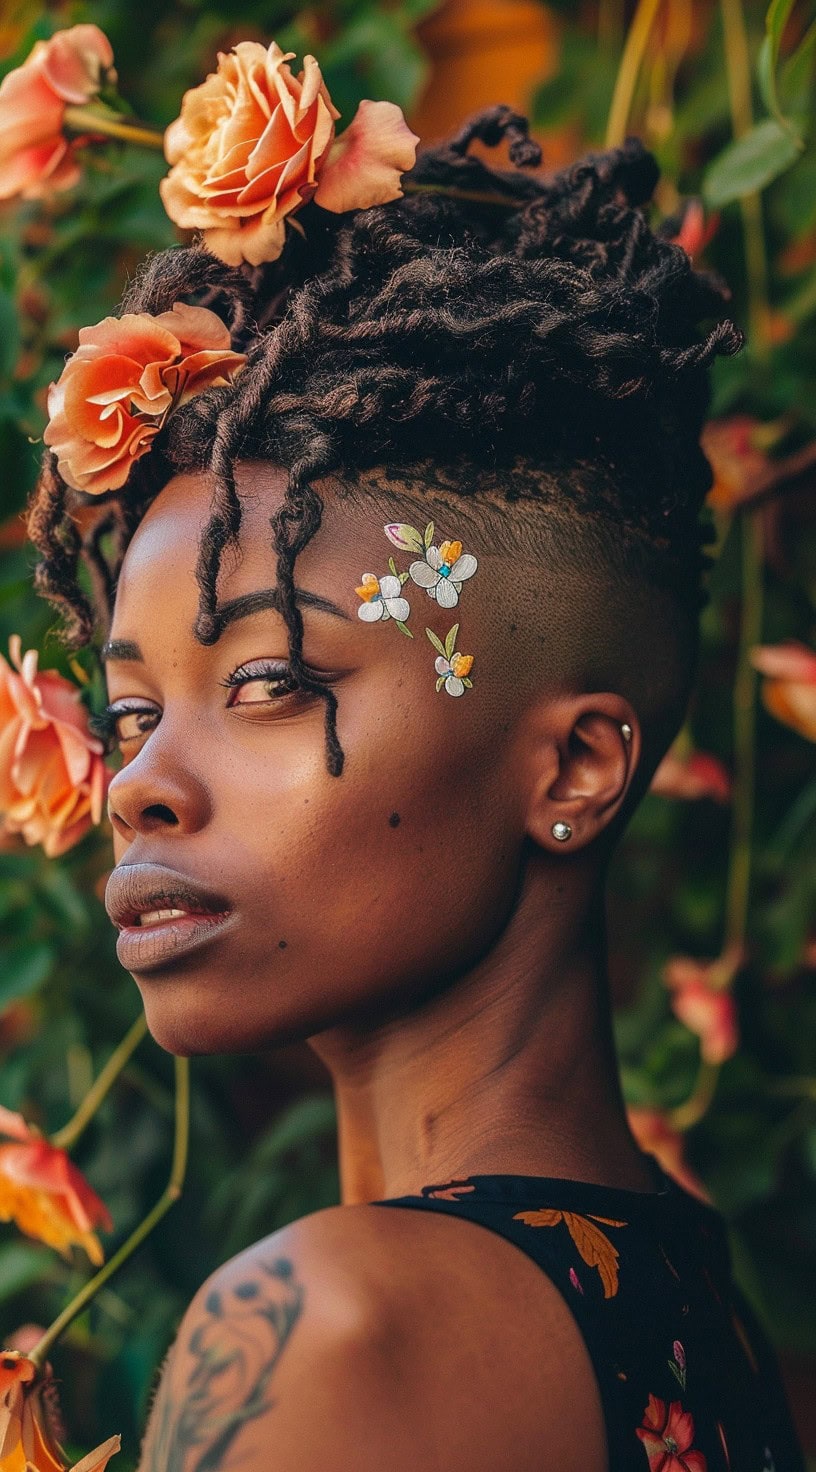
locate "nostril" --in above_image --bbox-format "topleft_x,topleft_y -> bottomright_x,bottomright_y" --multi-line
143,804 -> 179,825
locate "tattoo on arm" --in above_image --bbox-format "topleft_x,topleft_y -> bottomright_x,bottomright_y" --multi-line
140,1257 -> 304,1472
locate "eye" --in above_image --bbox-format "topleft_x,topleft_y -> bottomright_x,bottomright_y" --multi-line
91,703 -> 160,749
223,660 -> 302,707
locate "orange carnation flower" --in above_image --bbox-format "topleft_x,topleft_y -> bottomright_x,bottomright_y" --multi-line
0,25 -> 115,201
160,41 -> 420,266
750,641 -> 816,744
0,637 -> 109,858
0,1106 -> 113,1265
43,303 -> 247,494
0,1350 -> 120,1472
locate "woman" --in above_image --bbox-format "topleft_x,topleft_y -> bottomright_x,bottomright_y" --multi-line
27,107 -> 804,1471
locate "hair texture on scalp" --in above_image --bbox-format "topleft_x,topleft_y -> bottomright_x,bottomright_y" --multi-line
27,108 -> 742,776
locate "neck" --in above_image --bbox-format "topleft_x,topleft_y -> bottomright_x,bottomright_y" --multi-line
310,866 -> 652,1204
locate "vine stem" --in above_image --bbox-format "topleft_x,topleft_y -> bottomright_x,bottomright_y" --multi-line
605,0 -> 664,146
51,1015 -> 148,1153
63,104 -> 165,152
669,1060 -> 720,1132
29,1056 -> 190,1371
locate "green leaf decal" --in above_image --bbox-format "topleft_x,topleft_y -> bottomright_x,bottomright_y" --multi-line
462,677 -> 473,688
425,627 -> 447,657
436,676 -> 446,693
399,570 -> 409,584
445,623 -> 459,660
424,521 -> 434,549
395,621 -> 414,639
388,556 -> 398,577
385,522 -> 424,555
703,118 -> 802,206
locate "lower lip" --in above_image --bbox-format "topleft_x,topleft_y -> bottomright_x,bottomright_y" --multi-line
116,911 -> 236,973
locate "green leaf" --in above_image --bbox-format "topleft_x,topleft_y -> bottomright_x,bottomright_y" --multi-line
703,119 -> 803,205
395,620 -> 413,639
388,556 -> 398,577
435,676 -> 446,693
444,623 -> 459,660
462,678 -> 473,688
384,522 -> 424,555
780,18 -> 816,120
758,0 -> 805,138
423,521 -> 434,549
398,571 -> 409,584
425,627 -> 447,658
0,941 -> 54,1007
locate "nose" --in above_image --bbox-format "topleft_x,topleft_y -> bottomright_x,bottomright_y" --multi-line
107,744 -> 212,843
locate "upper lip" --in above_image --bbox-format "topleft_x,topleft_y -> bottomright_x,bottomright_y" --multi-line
105,863 -> 233,930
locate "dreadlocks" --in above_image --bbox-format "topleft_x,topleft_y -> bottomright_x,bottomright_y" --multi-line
26,107 -> 742,777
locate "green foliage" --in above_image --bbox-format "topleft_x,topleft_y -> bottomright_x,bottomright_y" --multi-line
1,0 -> 815,1459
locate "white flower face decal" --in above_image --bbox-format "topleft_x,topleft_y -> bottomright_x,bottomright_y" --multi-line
385,522 -> 478,609
426,624 -> 474,697
355,563 -> 412,637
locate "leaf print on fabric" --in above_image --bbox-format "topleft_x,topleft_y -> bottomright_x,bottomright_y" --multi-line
512,1209 -> 627,1298
636,1393 -> 707,1471
715,1419 -> 732,1470
669,1340 -> 687,1391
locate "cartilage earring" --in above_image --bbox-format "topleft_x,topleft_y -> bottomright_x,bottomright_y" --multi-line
552,821 -> 572,842
621,723 -> 633,742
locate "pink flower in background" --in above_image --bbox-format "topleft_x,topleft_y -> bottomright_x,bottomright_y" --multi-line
626,1107 -> 710,1202
0,25 -> 115,200
750,641 -> 816,744
663,954 -> 740,1065
160,41 -> 419,266
44,303 -> 246,494
0,636 -> 109,857
670,199 -> 719,261
651,747 -> 731,803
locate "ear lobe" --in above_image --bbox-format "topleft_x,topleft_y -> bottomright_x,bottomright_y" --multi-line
526,701 -> 639,853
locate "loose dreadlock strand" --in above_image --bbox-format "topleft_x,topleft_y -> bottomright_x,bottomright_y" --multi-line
26,112 -> 743,776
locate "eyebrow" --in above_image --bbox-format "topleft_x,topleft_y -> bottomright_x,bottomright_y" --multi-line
100,587 -> 350,662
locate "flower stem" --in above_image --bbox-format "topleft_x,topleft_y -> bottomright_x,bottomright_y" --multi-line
605,0 -> 664,147
723,508 -> 764,963
51,1015 -> 148,1154
63,104 -> 165,152
669,1060 -> 721,1131
29,1057 -> 189,1371
720,0 -> 770,355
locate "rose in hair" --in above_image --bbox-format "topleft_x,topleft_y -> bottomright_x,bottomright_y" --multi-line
0,636 -> 109,857
43,302 -> 246,494
0,25 -> 115,201
160,41 -> 420,266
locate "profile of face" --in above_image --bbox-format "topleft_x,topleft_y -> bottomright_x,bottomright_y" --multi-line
103,462 -> 637,1055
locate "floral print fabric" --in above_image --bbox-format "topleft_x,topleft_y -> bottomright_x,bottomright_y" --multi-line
375,1161 -> 805,1472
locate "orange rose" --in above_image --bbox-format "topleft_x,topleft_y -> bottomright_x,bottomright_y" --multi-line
0,1106 -> 113,1265
663,953 -> 740,1066
43,302 -> 247,494
160,41 -> 420,266
0,1350 -> 120,1472
0,25 -> 115,201
750,641 -> 816,743
0,637 -> 109,858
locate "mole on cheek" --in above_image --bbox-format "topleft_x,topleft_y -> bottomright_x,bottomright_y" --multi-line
388,812 -> 401,828
278,940 -> 288,949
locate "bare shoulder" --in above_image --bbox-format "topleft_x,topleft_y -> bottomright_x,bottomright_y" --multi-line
138,1202 -> 607,1472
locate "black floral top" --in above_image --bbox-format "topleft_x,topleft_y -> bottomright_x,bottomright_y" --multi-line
374,1155 -> 805,1472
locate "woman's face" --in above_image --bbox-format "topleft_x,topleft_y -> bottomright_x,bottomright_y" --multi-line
104,463 -> 533,1054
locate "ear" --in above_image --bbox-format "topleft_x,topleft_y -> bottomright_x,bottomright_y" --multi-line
524,694 -> 640,854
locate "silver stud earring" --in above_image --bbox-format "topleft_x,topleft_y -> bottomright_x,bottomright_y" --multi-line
621,723 -> 633,742
552,821 -> 572,842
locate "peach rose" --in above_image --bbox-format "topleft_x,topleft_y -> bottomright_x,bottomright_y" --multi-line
750,641 -> 816,743
43,302 -> 247,494
0,25 -> 115,201
0,636 -> 109,858
160,41 -> 420,266
663,952 -> 740,1065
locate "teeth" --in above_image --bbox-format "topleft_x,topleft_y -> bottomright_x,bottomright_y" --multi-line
137,908 -> 188,927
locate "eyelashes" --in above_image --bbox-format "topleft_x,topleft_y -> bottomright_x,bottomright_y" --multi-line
93,659 -> 315,750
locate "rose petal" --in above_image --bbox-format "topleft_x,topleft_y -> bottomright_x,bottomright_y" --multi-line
313,99 -> 419,214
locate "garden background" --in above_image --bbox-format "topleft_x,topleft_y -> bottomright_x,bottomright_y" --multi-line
1,0 -> 815,1465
